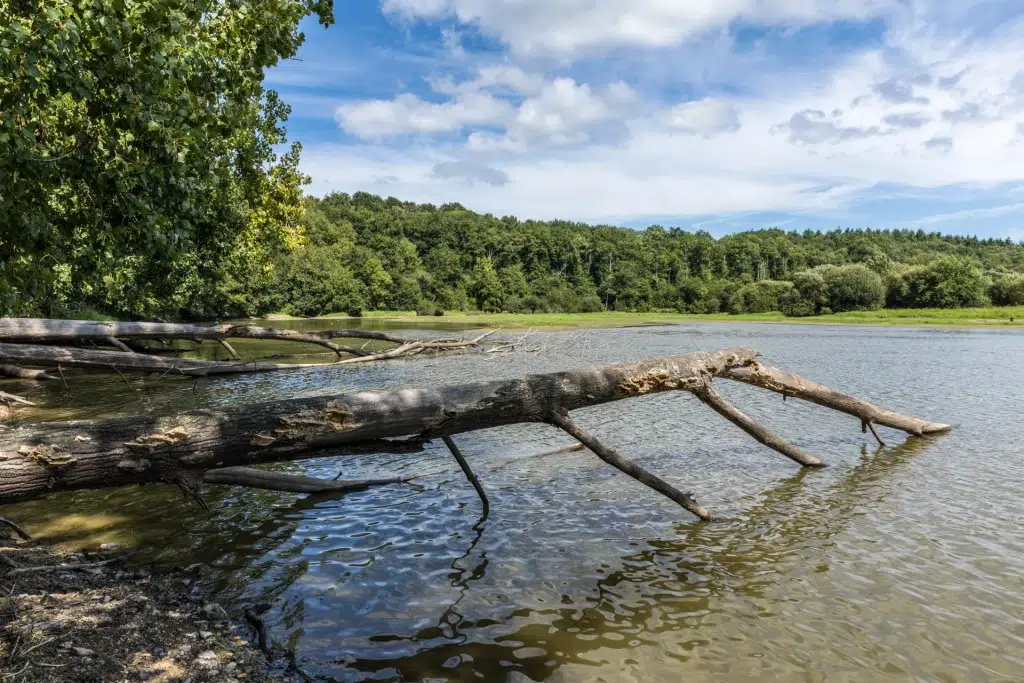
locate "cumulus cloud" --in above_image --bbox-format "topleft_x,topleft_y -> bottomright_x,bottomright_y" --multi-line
942,102 -> 996,123
664,99 -> 741,136
772,109 -> 884,144
467,78 -> 636,151
430,160 -> 510,186
336,91 -> 511,138
872,77 -> 930,104
884,112 -> 931,128
381,0 -> 894,57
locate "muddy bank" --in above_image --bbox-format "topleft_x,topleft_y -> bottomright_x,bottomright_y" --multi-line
0,534 -> 281,683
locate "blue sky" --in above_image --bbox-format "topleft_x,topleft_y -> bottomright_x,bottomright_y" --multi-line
268,0 -> 1024,239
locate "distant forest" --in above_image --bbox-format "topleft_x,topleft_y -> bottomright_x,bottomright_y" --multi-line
15,191 -> 1024,320
263,193 -> 1024,319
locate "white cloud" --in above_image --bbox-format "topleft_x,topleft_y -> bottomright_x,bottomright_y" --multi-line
335,90 -> 511,138
664,99 -> 741,136
381,0 -> 893,57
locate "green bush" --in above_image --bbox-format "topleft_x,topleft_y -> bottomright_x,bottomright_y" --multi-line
816,264 -> 885,312
416,302 -> 445,316
781,270 -> 828,316
887,257 -> 988,308
730,280 -> 794,313
989,274 -> 1024,306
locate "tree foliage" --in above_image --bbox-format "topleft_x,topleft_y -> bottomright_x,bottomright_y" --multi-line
263,194 -> 1024,318
0,0 -> 333,317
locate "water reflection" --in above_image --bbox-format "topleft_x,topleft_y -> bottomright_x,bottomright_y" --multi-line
335,438 -> 934,682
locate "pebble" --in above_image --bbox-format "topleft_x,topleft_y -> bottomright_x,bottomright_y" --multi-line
200,630 -> 214,639
152,647 -> 165,657
70,646 -> 95,656
225,662 -> 238,672
197,650 -> 217,660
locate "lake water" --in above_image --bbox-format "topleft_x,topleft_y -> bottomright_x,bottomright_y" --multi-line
4,322 -> 1024,682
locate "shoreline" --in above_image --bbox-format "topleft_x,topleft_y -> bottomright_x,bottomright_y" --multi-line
1,536 -> 278,682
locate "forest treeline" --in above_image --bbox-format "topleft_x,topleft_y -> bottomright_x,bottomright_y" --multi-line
263,193 -> 1024,319
15,191 -> 1024,320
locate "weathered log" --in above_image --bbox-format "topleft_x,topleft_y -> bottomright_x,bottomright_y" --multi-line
0,318 -> 366,357
201,467 -> 414,493
0,348 -> 757,507
0,392 -> 35,407
693,382 -> 823,467
0,342 -> 324,377
722,363 -> 952,436
0,364 -> 56,380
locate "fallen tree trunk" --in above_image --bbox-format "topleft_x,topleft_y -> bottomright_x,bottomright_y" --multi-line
0,342 -> 326,377
0,348 -> 952,519
0,348 -> 756,507
0,319 -> 370,357
0,364 -> 57,380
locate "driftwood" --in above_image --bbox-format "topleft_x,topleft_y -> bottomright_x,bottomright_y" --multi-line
0,333 -> 492,378
201,467 -> 416,493
0,318 -> 495,381
0,319 -> 368,357
0,348 -> 950,520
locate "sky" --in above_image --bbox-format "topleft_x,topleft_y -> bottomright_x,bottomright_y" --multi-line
266,0 -> 1024,239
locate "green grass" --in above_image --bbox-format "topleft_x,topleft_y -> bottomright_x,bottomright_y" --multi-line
301,307 -> 1024,329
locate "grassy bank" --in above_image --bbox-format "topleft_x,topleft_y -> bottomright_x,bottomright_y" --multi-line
279,306 -> 1024,329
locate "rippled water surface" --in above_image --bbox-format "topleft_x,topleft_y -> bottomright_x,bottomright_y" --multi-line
5,322 -> 1024,682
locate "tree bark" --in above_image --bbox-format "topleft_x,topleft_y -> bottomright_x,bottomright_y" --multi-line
721,363 -> 952,436
0,348 -> 757,505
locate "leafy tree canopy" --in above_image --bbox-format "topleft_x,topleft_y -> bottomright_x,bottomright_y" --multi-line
0,0 -> 334,317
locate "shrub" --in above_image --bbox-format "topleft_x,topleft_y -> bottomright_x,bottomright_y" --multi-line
730,280 -> 794,314
887,257 -> 988,308
416,302 -> 444,316
782,270 -> 828,316
989,275 -> 1024,306
817,264 -> 885,312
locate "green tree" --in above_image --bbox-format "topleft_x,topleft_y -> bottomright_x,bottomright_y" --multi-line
471,257 -> 503,312
1,0 -> 333,317
990,274 -> 1024,306
888,257 -> 988,308
816,264 -> 885,312
730,280 -> 794,314
781,269 -> 828,316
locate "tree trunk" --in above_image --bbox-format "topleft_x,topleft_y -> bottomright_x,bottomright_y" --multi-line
0,348 -> 757,505
0,342 -> 325,377
0,319 -> 372,357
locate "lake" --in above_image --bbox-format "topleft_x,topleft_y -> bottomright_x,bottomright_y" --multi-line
5,322 -> 1024,682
